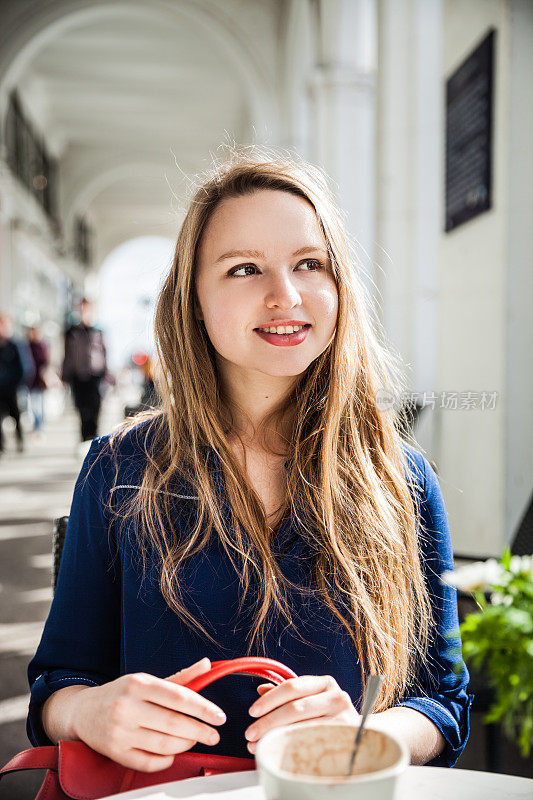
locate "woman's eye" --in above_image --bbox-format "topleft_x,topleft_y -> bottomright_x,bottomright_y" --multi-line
228,259 -> 324,277
298,259 -> 324,271
228,264 -> 258,277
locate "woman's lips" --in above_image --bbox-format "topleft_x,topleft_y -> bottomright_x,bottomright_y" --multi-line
254,324 -> 311,346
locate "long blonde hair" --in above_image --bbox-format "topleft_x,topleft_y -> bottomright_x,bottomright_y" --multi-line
101,145 -> 434,712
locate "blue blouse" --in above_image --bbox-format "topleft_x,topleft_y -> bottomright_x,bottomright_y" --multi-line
27,422 -> 474,767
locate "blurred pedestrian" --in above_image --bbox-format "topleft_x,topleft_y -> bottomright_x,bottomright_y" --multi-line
27,325 -> 50,436
61,298 -> 108,443
0,313 -> 24,453
124,354 -> 161,418
16,331 -> 36,412
140,355 -> 160,408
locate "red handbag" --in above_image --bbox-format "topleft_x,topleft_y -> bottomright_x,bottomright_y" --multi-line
0,656 -> 297,799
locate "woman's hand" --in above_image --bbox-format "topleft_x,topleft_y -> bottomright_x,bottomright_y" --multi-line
70,657 -> 227,772
245,675 -> 360,754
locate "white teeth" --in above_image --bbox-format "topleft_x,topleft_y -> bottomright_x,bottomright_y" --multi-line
258,325 -> 305,334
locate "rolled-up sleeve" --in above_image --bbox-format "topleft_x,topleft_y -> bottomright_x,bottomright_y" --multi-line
398,448 -> 474,767
26,437 -> 121,746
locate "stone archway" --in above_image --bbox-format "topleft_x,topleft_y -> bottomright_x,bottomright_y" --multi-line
0,0 -> 277,136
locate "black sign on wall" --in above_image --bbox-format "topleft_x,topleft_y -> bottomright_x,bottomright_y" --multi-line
445,29 -> 495,232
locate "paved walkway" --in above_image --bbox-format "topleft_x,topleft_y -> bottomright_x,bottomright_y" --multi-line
0,387 -> 124,799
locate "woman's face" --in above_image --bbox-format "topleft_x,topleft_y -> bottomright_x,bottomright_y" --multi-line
195,189 -> 338,380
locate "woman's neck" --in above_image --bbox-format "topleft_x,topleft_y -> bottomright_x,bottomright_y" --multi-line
217,356 -> 299,451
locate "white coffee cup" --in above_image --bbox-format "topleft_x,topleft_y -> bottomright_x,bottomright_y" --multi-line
255,720 -> 409,800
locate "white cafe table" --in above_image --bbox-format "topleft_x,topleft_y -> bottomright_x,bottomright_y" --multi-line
99,766 -> 533,800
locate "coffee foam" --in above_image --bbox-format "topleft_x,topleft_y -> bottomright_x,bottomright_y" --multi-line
265,724 -> 401,781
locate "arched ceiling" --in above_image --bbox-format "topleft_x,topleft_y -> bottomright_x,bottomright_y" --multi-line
1,0 -> 282,267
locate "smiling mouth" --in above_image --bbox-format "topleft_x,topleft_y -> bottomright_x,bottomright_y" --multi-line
253,324 -> 312,334
253,324 -> 312,347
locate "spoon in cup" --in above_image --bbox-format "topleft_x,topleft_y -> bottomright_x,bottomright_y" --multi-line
345,673 -> 384,776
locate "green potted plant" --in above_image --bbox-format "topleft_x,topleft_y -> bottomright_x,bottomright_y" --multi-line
441,548 -> 533,757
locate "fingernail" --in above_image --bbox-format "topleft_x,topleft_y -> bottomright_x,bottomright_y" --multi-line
246,727 -> 257,740
214,709 -> 226,722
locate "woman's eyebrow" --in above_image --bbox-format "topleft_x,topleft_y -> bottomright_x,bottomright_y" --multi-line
215,245 -> 329,263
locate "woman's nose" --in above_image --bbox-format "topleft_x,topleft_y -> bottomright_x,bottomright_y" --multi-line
264,272 -> 302,309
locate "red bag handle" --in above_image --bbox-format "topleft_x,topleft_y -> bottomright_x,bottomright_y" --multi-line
184,656 -> 297,691
0,747 -> 59,778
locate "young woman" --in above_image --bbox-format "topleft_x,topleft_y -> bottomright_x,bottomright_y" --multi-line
27,149 -> 473,773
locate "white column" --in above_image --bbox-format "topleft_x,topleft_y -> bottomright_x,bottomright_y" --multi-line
505,0 -> 533,542
308,0 -> 378,303
277,0 -> 315,158
0,154 -> 15,312
375,0 -> 442,457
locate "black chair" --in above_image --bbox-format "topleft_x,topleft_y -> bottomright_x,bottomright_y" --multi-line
52,515 -> 69,593
454,489 -> 533,772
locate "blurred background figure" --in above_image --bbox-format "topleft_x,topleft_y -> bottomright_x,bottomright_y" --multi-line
60,298 -> 108,445
0,313 -> 25,454
14,329 -> 36,422
26,326 -> 50,439
139,355 -> 160,409
124,352 -> 161,418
